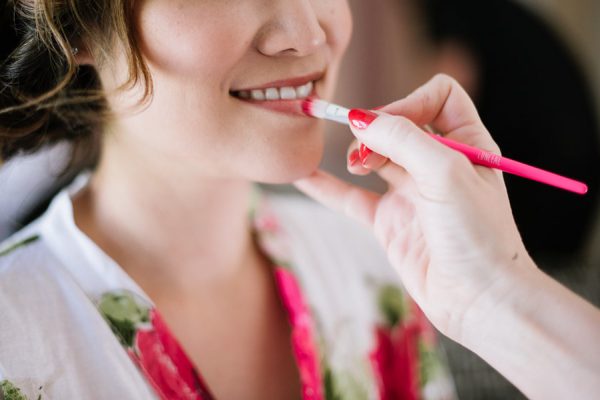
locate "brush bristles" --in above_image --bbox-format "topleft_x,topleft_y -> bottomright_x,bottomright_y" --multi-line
301,98 -> 351,125
301,98 -> 328,118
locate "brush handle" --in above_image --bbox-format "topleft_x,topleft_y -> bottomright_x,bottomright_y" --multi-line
308,99 -> 588,195
430,134 -> 588,195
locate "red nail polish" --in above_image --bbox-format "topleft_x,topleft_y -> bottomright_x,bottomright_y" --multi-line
359,143 -> 372,165
348,149 -> 360,166
349,109 -> 378,130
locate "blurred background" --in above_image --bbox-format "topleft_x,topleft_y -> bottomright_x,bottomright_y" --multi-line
1,1 -> 599,397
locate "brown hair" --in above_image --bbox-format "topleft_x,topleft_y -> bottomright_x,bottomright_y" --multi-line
0,0 -> 151,174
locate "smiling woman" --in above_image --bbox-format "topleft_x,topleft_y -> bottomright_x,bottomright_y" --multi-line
0,0 -> 456,400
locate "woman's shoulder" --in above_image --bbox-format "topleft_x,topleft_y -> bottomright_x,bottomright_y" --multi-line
0,222 -> 74,329
0,187 -> 71,280
0,225 -> 74,374
0,195 -> 96,348
0,223 -> 48,281
0,220 -> 154,399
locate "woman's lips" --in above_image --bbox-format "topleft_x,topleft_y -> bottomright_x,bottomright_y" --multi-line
232,84 -> 320,117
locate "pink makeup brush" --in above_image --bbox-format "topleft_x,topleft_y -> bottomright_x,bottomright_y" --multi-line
301,98 -> 588,195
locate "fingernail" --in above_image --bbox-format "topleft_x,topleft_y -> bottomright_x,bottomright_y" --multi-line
348,109 -> 378,130
359,143 -> 372,166
348,149 -> 360,167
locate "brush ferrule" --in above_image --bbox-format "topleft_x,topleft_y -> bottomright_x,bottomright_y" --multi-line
324,103 -> 350,125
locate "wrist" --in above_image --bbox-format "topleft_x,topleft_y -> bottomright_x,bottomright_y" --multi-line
449,254 -> 600,399
455,253 -> 539,348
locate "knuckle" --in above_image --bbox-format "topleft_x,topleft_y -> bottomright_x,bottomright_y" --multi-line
433,73 -> 457,87
386,116 -> 426,163
416,92 -> 431,121
488,139 -> 502,156
389,116 -> 416,144
437,153 -> 470,183
490,144 -> 502,156
432,73 -> 462,99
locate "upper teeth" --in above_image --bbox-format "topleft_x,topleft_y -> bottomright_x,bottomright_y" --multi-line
235,81 -> 313,101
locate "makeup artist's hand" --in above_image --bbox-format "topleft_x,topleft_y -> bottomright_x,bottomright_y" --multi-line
295,74 -> 600,399
294,74 -> 534,341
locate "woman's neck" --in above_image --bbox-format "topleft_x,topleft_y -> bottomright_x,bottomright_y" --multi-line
71,132 -> 263,299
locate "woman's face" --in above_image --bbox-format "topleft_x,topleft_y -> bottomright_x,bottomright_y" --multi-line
100,0 -> 352,183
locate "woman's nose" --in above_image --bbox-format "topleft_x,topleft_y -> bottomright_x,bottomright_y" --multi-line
255,0 -> 327,57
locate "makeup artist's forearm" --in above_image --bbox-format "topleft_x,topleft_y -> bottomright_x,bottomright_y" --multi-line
460,263 -> 600,399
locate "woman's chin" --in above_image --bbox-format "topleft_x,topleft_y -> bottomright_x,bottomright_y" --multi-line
251,146 -> 324,185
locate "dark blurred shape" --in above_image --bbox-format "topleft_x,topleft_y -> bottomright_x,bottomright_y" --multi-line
417,0 -> 600,259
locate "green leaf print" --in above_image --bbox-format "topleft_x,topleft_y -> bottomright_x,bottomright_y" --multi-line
0,380 -> 28,400
323,366 -> 370,400
98,291 -> 150,347
377,284 -> 407,328
0,235 -> 40,258
324,367 -> 340,400
418,339 -> 442,388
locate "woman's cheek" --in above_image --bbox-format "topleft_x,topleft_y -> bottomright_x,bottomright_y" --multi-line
137,3 -> 249,76
322,0 -> 353,55
316,0 -> 352,99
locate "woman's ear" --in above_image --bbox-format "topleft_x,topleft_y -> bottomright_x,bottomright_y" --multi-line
73,43 -> 95,66
435,40 -> 480,99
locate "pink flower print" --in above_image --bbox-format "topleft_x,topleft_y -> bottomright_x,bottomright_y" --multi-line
134,309 -> 213,400
370,323 -> 421,400
274,267 -> 324,400
275,267 -> 307,322
253,211 -> 292,266
98,291 -> 212,400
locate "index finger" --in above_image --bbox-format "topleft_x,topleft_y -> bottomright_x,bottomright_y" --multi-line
378,74 -> 500,154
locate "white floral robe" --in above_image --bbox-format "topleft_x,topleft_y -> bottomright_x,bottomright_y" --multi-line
0,171 -> 456,400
